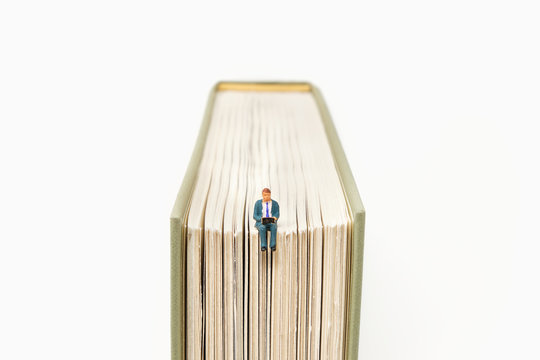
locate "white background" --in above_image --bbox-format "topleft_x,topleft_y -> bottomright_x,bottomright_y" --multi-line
1,1 -> 539,359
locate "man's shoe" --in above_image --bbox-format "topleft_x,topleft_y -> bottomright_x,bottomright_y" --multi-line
261,247 -> 267,252
271,246 -> 276,252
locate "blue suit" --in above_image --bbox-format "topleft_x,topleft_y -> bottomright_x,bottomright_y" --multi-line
253,199 -> 280,250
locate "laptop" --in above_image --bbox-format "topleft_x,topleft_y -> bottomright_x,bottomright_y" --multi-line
262,217 -> 275,225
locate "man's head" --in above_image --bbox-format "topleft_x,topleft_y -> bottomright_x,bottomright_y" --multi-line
262,188 -> 271,202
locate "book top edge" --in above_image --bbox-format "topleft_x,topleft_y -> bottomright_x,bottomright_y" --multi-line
216,82 -> 312,92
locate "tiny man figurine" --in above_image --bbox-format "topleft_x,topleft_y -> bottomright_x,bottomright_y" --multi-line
253,188 -> 280,252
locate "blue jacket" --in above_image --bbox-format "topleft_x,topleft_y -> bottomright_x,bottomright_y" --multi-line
253,199 -> 280,226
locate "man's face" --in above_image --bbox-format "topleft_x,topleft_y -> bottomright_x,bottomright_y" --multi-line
262,191 -> 271,202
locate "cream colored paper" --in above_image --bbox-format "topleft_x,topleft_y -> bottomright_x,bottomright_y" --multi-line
182,90 -> 353,360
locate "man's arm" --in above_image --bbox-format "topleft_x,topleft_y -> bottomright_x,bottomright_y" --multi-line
273,201 -> 280,221
253,201 -> 262,222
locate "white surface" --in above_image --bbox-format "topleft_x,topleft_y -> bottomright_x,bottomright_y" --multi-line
1,1 -> 539,359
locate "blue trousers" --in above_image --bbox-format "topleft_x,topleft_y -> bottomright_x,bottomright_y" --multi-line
256,222 -> 277,249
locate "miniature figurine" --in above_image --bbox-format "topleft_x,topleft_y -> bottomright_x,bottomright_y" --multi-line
253,188 -> 280,252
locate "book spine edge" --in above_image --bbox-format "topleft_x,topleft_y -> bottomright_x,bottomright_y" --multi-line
170,83 -> 219,360
311,84 -> 366,360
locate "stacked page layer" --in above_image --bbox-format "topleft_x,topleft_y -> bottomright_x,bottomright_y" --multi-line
184,90 -> 352,360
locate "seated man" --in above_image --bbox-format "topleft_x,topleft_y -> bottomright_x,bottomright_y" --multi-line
253,188 -> 280,252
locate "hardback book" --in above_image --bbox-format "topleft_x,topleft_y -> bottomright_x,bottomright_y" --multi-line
170,81 -> 365,360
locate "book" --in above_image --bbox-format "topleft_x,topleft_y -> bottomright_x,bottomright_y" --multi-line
171,81 -> 365,360
262,217 -> 275,225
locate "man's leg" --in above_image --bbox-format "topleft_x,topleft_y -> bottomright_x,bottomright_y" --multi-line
269,223 -> 277,250
257,223 -> 267,250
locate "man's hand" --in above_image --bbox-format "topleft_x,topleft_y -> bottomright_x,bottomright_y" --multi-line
273,217 -> 277,222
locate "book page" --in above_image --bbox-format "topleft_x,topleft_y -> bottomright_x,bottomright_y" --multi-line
184,90 -> 352,360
